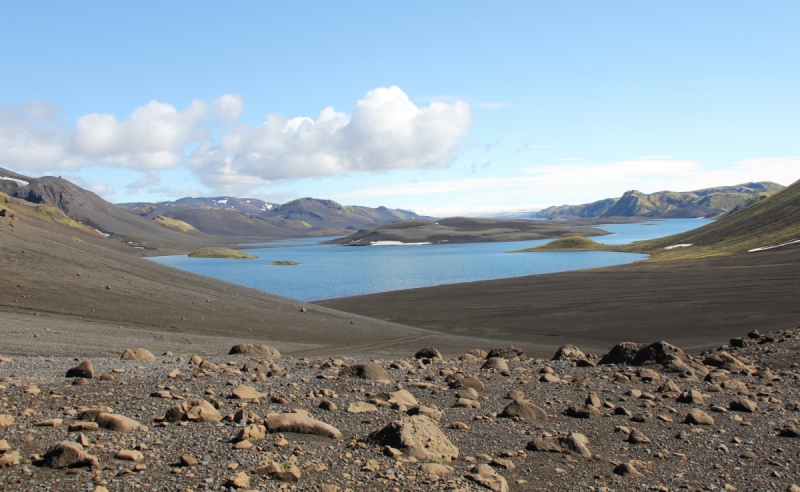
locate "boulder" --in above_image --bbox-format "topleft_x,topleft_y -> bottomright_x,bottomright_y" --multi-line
552,344 -> 585,360
527,432 -> 592,458
446,375 -> 485,393
421,463 -> 454,475
677,390 -> 704,405
498,400 -> 547,421
684,409 -> 714,425
598,342 -> 645,365
120,348 -> 156,362
43,442 -> 99,468
165,399 -> 222,423
0,451 -> 20,468
482,357 -> 509,371
235,424 -> 267,442
115,450 -> 144,462
486,346 -> 526,360
347,402 -> 378,414
565,405 -> 601,419
366,415 -> 458,460
225,471 -> 251,489
66,360 -> 93,379
231,384 -> 267,400
465,464 -> 509,492
96,414 -> 146,432
414,347 -> 442,359
729,398 -> 758,413
375,390 -> 419,406
229,344 -> 281,359
77,407 -> 114,421
263,413 -> 342,439
613,462 -> 644,478
338,362 -> 396,383
0,414 -> 15,428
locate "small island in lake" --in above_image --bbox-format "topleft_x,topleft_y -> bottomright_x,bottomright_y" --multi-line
269,260 -> 300,265
187,247 -> 257,259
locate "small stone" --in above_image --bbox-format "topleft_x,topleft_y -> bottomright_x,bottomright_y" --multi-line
613,462 -> 643,477
225,471 -> 251,488
180,454 -> 198,467
115,450 -> 144,462
684,408 -> 715,425
66,360 -> 94,378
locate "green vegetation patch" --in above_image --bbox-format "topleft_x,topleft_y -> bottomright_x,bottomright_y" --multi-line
269,260 -> 300,265
509,236 -> 601,253
153,215 -> 200,233
188,247 -> 257,259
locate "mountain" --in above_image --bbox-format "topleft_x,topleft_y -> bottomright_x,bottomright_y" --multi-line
0,167 -> 211,251
122,196 -> 434,235
532,182 -> 785,220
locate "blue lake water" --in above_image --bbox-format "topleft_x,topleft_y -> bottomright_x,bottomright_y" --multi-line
148,218 -> 711,302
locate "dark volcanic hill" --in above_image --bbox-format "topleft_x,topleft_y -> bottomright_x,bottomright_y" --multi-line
0,167 -> 208,249
122,196 -> 433,236
533,182 -> 784,219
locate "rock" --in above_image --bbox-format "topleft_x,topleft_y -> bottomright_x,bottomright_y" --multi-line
600,341 -> 698,374
338,362 -> 396,383
264,413 -> 342,439
446,375 -> 485,393
77,407 -> 114,421
627,429 -> 651,444
565,405 -> 601,419
552,344 -> 585,360
684,408 -> 715,425
225,471 -> 251,488
465,465 -> 509,492
120,348 -> 156,362
229,343 -> 281,358
540,373 -> 562,383
43,442 -> 99,468
376,389 -> 419,406
236,424 -> 267,442
66,360 -> 93,379
729,398 -> 758,413
527,432 -> 592,459
165,399 -> 222,423
231,384 -> 267,400
505,390 -> 524,400
486,346 -> 526,360
0,414 -> 13,428
637,368 -> 661,381
319,400 -> 337,411
778,425 -> 800,438
454,398 -> 481,409
677,389 -> 704,405
0,439 -> 9,453
366,415 -> 458,460
34,418 -> 63,427
467,349 -> 488,358
482,357 -> 509,371
460,353 -> 480,362
347,402 -> 378,413
275,463 -> 301,482
599,342 -> 645,365
585,392 -> 602,408
613,462 -> 644,477
421,463 -> 453,475
72,377 -> 90,386
498,400 -> 548,421
0,451 -> 21,468
115,450 -> 144,462
414,347 -> 442,359
407,405 -> 444,422
96,414 -> 146,432
180,455 -> 198,467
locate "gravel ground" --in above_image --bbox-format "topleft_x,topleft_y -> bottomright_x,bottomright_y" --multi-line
1,329 -> 798,492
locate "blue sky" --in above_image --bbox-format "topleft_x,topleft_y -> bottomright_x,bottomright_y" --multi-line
1,1 -> 798,215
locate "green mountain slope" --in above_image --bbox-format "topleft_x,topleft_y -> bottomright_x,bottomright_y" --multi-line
533,182 -> 785,219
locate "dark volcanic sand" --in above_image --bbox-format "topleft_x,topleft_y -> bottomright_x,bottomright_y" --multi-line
316,247 -> 800,357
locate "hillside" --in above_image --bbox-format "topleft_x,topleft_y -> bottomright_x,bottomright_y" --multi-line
120,196 -> 280,216
533,182 -> 784,219
256,197 -> 433,229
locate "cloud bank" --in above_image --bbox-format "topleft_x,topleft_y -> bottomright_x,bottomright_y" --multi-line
0,87 -> 473,195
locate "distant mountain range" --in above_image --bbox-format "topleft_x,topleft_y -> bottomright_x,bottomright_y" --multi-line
0,167 -> 433,254
119,197 -> 434,236
532,182 -> 784,220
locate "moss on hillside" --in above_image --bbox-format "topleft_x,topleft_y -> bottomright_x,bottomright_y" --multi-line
153,215 -> 200,233
510,236 -> 602,252
188,247 -> 257,259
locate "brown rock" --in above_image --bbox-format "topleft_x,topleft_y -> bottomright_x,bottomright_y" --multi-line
366,415 -> 458,460
447,374 -> 485,393
347,402 -> 378,414
684,408 -> 715,425
527,432 -> 591,459
729,398 -> 758,413
236,424 -> 267,442
96,414 -> 146,432
231,384 -> 267,400
565,405 -> 601,419
180,454 -> 198,467
414,347 -> 442,359
499,400 -> 548,421
77,407 -> 114,421
421,462 -> 454,475
482,357 -> 509,371
465,466 -> 509,492
34,418 -> 63,427
43,442 -> 99,468
0,451 -> 21,468
677,389 -> 704,405
486,346 -> 526,360
66,360 -> 93,379
552,344 -> 585,360
614,462 -> 644,477
120,348 -> 156,362
0,415 -> 13,428
115,450 -> 144,462
229,343 -> 281,359
264,413 -> 342,439
454,398 -> 481,409
225,471 -> 251,488
338,362 -> 395,383
165,399 -> 222,422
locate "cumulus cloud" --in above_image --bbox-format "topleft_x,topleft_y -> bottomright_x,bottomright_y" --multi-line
0,102 -> 78,171
190,86 -> 472,192
62,174 -> 115,198
126,171 -> 161,194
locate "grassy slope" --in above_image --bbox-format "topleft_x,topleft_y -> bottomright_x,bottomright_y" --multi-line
510,236 -> 602,252
1,192 -> 100,236
188,247 -> 258,259
152,216 -> 200,233
516,178 -> 800,260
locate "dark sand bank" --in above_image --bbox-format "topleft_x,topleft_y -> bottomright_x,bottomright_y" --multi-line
316,247 -> 800,356
0,216 -> 515,358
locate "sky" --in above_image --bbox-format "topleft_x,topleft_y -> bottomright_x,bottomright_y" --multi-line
1,1 -> 798,216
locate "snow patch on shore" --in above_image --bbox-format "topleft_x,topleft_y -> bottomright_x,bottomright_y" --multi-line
369,241 -> 432,246
664,244 -> 693,250
0,176 -> 29,187
749,238 -> 800,253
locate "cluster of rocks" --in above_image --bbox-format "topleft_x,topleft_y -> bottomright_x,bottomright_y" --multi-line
1,333 -> 799,491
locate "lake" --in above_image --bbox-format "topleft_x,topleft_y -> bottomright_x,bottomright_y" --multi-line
148,218 -> 711,302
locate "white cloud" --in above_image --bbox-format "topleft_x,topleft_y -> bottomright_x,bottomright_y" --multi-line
126,171 -> 161,193
88,181 -> 115,197
211,95 -> 244,121
190,86 -> 473,192
0,102 -> 77,171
